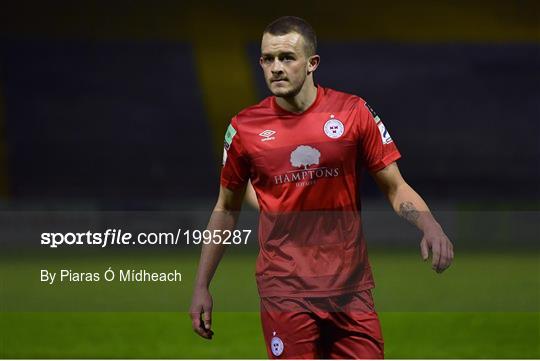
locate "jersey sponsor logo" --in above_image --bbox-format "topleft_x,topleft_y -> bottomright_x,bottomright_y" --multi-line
259,129 -> 276,141
290,145 -> 320,169
273,145 -> 340,187
324,115 -> 344,139
271,332 -> 284,357
224,124 -> 237,150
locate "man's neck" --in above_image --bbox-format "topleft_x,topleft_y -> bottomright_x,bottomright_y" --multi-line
275,81 -> 318,114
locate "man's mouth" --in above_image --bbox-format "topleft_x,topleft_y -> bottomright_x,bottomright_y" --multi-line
271,79 -> 287,83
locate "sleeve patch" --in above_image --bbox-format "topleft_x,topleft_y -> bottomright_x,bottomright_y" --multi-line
224,124 -> 237,150
377,121 -> 393,144
365,101 -> 391,144
222,147 -> 228,165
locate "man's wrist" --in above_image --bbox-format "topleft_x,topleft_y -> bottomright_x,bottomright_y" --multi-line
194,280 -> 210,290
420,219 -> 442,236
414,211 -> 440,234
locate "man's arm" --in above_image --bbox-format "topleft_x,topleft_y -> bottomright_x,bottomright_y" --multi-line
371,162 -> 454,273
190,184 -> 246,339
244,180 -> 260,210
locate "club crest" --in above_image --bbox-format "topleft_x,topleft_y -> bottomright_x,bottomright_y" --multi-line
324,115 -> 344,139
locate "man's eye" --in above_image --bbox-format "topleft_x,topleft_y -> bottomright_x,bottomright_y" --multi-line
263,57 -> 273,63
281,56 -> 294,62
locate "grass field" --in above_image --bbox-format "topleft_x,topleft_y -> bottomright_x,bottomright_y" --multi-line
1,250 -> 539,358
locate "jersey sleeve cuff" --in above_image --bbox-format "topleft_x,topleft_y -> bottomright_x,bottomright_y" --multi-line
220,178 -> 248,190
367,151 -> 401,173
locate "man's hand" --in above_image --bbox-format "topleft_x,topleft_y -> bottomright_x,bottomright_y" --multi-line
420,226 -> 454,273
190,287 -> 214,339
371,163 -> 455,273
189,186 -> 246,339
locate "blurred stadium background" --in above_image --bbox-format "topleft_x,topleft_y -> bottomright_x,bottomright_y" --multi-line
0,0 -> 539,358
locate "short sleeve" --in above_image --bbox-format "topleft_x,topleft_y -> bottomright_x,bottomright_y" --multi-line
357,100 -> 401,172
220,116 -> 250,190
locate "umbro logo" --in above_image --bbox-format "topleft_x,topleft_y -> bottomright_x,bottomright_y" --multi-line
259,129 -> 276,141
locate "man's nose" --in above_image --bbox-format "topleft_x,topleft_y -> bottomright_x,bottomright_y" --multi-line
271,60 -> 283,73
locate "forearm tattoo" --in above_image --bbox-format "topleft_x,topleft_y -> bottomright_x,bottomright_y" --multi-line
399,201 -> 420,225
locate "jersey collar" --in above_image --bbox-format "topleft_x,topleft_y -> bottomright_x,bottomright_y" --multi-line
271,84 -> 324,116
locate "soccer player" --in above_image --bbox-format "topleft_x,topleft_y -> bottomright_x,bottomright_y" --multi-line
190,16 -> 454,359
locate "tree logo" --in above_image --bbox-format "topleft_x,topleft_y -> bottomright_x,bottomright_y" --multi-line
290,145 -> 321,169
274,145 -> 339,185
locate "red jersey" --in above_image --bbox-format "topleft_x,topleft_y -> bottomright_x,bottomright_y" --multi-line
221,86 -> 401,297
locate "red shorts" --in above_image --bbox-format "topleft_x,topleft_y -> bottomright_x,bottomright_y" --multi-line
260,289 -> 384,359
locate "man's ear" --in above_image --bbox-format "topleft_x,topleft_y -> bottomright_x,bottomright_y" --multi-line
307,55 -> 320,74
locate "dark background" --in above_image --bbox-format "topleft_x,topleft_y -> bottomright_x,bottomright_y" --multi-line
0,0 -> 538,208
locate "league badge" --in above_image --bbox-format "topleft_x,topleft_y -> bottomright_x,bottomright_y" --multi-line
224,123 -> 237,150
377,121 -> 393,144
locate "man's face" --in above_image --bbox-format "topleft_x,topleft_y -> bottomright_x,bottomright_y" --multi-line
260,32 -> 312,98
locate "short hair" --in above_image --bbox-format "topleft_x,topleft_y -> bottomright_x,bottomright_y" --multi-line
263,16 -> 317,56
